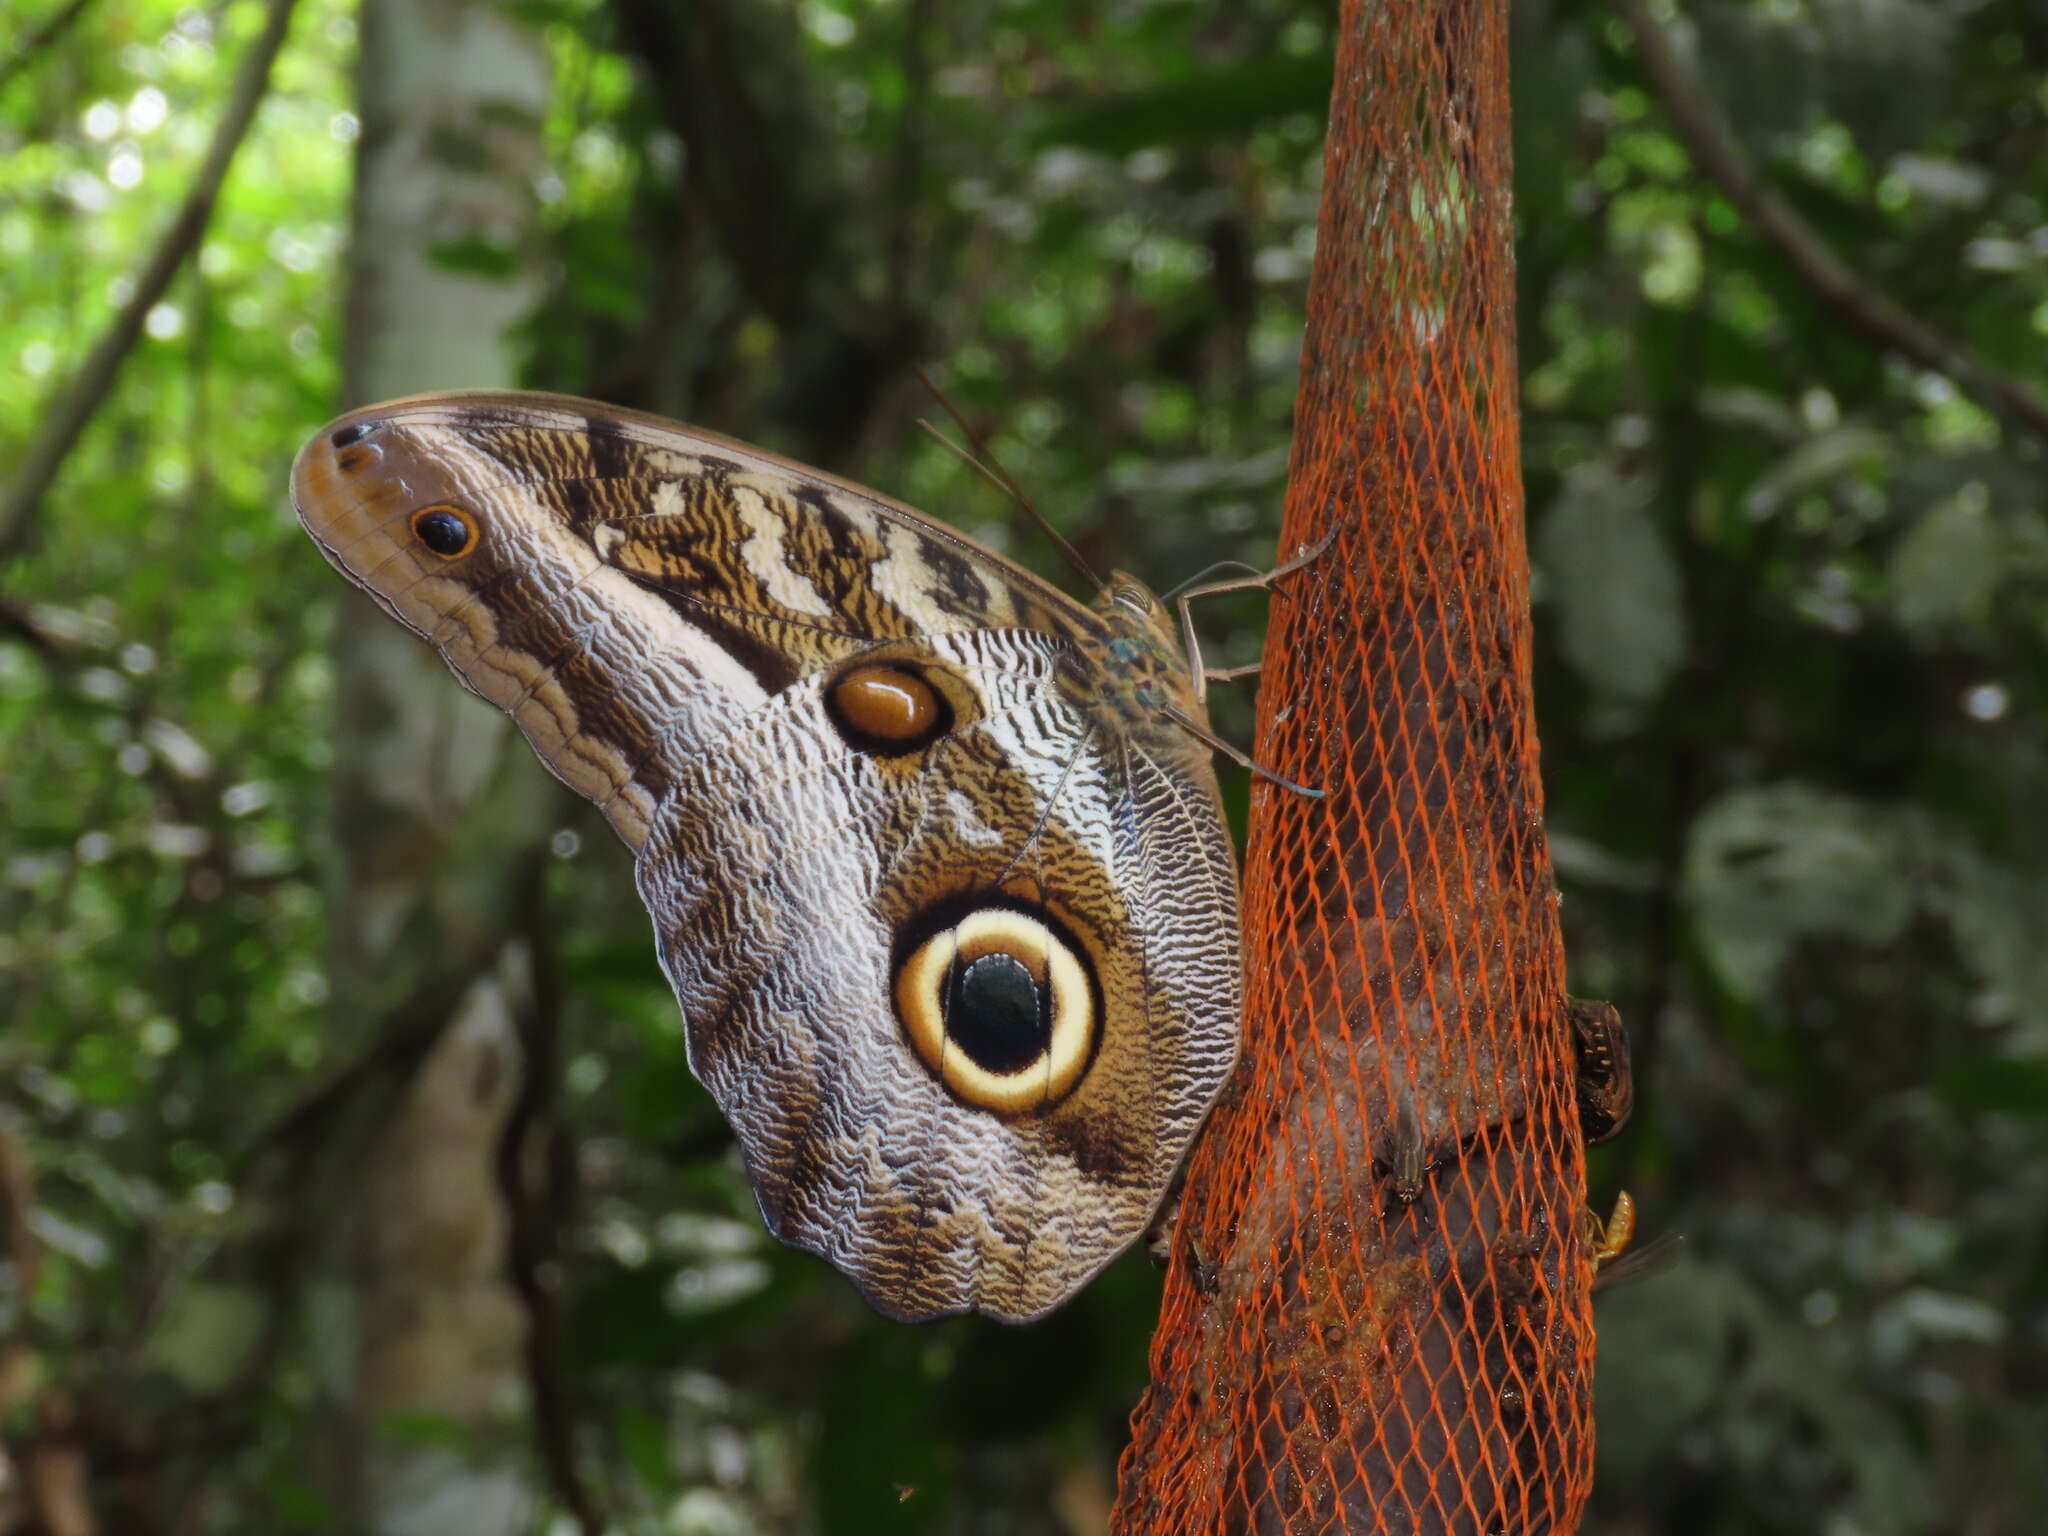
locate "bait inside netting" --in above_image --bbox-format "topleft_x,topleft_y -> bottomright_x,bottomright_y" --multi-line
1112,1 -> 1597,1529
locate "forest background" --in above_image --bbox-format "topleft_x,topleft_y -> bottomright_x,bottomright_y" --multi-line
2,0 -> 2046,1531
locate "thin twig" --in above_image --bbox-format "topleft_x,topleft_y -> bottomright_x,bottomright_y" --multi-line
1614,0 -> 2048,448
0,1121 -> 41,1304
0,0 -> 302,562
0,593 -> 62,661
0,0 -> 97,97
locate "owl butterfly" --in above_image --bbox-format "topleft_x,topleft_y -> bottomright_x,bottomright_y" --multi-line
293,391 -> 1250,1323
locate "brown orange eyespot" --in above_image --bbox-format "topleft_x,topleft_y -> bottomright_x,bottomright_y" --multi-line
411,504 -> 477,559
826,663 -> 949,754
893,907 -> 1096,1114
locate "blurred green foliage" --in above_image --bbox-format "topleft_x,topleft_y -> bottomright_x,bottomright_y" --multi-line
2,0 -> 2045,1530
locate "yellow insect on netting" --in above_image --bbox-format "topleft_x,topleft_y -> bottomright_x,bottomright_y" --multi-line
1112,0 -> 1597,1528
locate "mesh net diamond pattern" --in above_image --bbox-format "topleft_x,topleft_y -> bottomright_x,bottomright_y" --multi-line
1112,0 -> 1596,1529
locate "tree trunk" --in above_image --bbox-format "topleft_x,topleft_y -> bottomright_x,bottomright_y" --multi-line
1113,0 -> 1597,1529
323,1 -> 552,1529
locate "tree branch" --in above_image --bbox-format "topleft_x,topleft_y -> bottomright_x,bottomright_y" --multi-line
1615,0 -> 2048,447
0,0 -> 301,563
0,0 -> 98,97
602,0 -> 923,461
240,957 -> 493,1172
0,594 -> 63,662
497,881 -> 601,1536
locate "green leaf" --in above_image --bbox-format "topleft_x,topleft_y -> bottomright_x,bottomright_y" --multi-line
615,1405 -> 673,1493
1031,56 -> 1333,153
1684,784 -> 1913,1000
1937,1055 -> 2048,1117
1889,482 -> 2002,635
142,1282 -> 266,1393
1941,848 -> 2048,1036
1740,425 -> 1891,518
1537,463 -> 1686,711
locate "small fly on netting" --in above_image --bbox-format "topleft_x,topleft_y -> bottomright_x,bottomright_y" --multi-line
1374,1096 -> 1449,1220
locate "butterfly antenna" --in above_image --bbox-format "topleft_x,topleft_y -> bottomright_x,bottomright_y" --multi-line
916,419 -> 1027,505
912,363 -> 1101,591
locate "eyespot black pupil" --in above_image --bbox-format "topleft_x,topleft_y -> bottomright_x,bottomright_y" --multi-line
415,510 -> 471,555
944,952 -> 1048,1075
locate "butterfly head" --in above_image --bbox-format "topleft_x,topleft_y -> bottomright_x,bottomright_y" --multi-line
1102,571 -> 1163,621
1083,571 -> 1207,738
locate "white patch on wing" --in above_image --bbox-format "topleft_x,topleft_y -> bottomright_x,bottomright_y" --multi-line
943,789 -> 1006,848
731,479 -> 833,617
592,522 -> 625,560
639,448 -> 711,480
827,492 -> 879,541
867,520 -> 957,631
649,480 -> 687,520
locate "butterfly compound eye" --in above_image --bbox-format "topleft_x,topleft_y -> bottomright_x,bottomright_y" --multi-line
894,908 -> 1096,1113
410,504 -> 478,559
826,663 -> 951,754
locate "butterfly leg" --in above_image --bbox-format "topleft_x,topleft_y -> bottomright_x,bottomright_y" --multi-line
1162,704 -> 1325,799
1142,1183 -> 1221,1294
1174,526 -> 1340,704
1163,526 -> 1338,796
1145,1187 -> 1183,1267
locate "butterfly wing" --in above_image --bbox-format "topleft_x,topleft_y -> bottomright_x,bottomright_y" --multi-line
293,391 -> 1086,846
640,627 -> 1240,1320
292,390 -> 1239,1321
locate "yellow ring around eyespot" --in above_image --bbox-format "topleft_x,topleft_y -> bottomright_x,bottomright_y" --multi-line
894,909 -> 1093,1114
409,503 -> 479,560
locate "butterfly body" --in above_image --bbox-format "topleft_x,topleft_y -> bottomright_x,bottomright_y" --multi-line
293,392 -> 1240,1322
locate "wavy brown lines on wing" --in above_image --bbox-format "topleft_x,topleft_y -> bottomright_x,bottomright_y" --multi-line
293,389 -> 1249,1322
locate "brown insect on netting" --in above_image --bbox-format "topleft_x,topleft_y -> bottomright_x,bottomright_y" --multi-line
1112,0 -> 1597,1530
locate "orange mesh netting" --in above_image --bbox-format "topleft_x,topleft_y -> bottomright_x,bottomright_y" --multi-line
1111,0 -> 1595,1530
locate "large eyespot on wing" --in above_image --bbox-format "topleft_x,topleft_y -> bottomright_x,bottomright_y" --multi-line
633,626 -> 1244,1323
892,902 -> 1099,1113
824,661 -> 956,756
